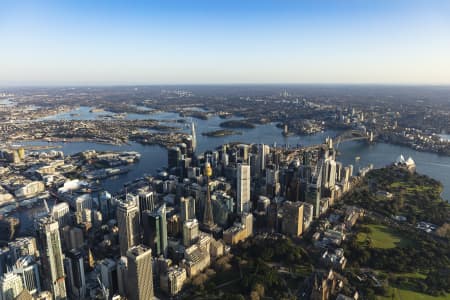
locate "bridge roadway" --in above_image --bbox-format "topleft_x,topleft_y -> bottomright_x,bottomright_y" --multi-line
284,130 -> 374,161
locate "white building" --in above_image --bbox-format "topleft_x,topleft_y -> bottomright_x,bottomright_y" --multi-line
237,164 -> 251,213
52,202 -> 70,228
160,266 -> 187,296
182,219 -> 199,247
0,272 -> 24,300
14,181 -> 45,198
13,256 -> 41,296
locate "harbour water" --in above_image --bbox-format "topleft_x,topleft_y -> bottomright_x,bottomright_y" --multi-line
29,106 -> 450,200
10,107 -> 450,234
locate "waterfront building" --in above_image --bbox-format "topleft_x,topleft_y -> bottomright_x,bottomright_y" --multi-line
14,181 -> 45,198
167,147 -> 181,169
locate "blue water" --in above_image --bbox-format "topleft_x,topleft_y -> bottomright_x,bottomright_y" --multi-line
29,107 -> 450,201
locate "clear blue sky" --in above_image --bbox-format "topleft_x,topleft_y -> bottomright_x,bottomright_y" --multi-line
1,0 -> 449,85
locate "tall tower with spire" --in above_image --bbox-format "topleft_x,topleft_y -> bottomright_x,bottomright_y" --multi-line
203,162 -> 214,228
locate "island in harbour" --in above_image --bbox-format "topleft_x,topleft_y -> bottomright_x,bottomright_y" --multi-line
202,129 -> 242,137
219,120 -> 256,129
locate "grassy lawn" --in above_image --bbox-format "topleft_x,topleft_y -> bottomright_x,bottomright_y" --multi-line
357,224 -> 412,249
374,272 -> 450,300
378,287 -> 450,300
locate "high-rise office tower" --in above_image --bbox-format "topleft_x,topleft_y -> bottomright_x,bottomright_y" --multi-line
180,197 -> 195,223
322,158 -> 337,189
182,219 -> 199,247
0,249 -> 11,277
64,249 -> 86,300
52,203 -> 71,228
12,256 -> 41,296
99,191 -> 113,220
167,147 -> 181,169
306,164 -> 322,218
100,258 -> 118,296
237,164 -> 251,213
137,190 -> 155,217
142,204 -> 168,257
157,204 -> 168,257
126,245 -> 153,300
117,201 -> 140,256
281,201 -> 304,237
238,144 -> 248,163
35,216 -> 67,300
142,211 -> 160,256
191,122 -> 197,152
256,144 -> 269,175
116,257 -> 128,297
0,272 -> 23,300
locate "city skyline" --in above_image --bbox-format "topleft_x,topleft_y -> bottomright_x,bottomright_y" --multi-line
1,0 -> 450,86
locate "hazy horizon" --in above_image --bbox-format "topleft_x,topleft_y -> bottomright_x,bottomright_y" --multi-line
1,0 -> 450,85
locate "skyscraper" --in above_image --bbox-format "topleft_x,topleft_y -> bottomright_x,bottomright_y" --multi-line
167,147 -> 181,169
180,197 -> 195,223
52,203 -> 71,228
35,216 -> 67,300
64,249 -> 86,299
99,190 -> 113,220
157,204 -> 168,257
256,144 -> 269,175
100,258 -> 118,295
142,211 -> 161,256
0,272 -> 23,300
182,219 -> 199,247
237,164 -> 251,213
142,204 -> 168,257
137,190 -> 155,217
116,201 -> 140,256
191,122 -> 197,152
126,245 -> 153,300
306,164 -> 322,218
281,201 -> 304,237
13,256 -> 41,296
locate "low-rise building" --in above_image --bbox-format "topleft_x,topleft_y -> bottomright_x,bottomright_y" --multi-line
182,245 -> 210,277
160,266 -> 187,296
